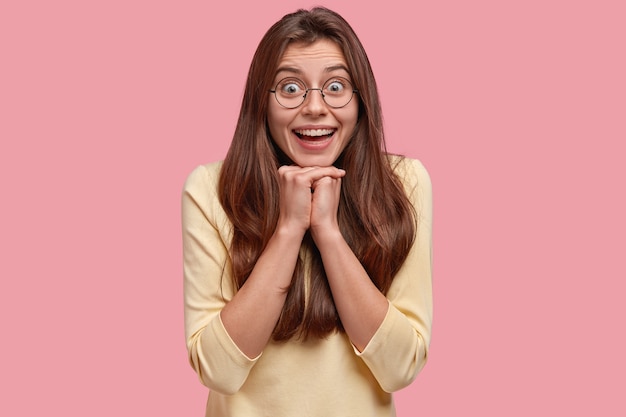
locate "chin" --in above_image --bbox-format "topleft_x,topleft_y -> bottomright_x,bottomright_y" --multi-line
293,154 -> 339,168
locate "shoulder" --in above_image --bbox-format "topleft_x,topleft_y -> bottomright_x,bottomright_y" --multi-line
182,161 -> 226,224
183,160 -> 224,192
182,161 -> 225,208
386,155 -> 432,196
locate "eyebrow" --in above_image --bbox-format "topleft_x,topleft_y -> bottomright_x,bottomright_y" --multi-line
275,64 -> 351,77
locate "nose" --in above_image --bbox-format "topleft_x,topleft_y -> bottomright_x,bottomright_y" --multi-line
301,88 -> 327,115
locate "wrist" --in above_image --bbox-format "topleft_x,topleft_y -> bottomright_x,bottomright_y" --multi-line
274,221 -> 307,243
310,225 -> 344,247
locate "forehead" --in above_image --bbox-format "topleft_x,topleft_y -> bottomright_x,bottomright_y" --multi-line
276,39 -> 348,75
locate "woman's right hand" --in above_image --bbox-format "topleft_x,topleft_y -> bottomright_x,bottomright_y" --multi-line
218,165 -> 343,360
276,165 -> 345,235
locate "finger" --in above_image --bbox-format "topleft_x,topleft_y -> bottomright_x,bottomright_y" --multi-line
311,175 -> 341,190
278,165 -> 343,176
311,175 -> 335,187
278,167 -> 345,192
297,167 -> 346,183
278,165 -> 317,173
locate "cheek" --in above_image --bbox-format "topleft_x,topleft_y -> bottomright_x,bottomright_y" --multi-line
267,105 -> 289,137
343,104 -> 359,134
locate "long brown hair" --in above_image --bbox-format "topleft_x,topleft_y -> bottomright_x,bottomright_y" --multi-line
218,7 -> 416,341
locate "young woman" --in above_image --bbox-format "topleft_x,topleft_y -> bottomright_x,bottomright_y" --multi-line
182,7 -> 433,416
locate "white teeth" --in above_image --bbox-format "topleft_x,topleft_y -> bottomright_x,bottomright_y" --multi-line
295,129 -> 335,137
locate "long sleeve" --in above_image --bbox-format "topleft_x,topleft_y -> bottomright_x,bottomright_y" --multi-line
355,157 -> 434,392
182,162 -> 260,395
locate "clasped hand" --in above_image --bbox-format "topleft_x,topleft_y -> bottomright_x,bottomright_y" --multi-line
277,165 -> 345,239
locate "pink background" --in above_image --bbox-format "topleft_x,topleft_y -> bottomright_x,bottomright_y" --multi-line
1,0 -> 624,415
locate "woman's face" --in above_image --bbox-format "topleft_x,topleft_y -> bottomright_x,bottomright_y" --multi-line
267,39 -> 359,167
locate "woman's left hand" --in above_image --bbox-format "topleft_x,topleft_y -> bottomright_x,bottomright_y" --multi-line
310,173 -> 343,239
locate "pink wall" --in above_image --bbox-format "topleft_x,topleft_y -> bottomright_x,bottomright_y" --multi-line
1,0 -> 624,415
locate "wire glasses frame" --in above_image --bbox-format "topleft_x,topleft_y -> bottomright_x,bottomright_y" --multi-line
269,76 -> 358,109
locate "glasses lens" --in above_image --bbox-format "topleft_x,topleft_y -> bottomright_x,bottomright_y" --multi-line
275,78 -> 306,108
322,77 -> 354,108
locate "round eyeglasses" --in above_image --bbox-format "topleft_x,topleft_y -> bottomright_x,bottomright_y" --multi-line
269,76 -> 358,109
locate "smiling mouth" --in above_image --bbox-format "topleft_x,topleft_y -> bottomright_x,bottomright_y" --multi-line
294,128 -> 336,140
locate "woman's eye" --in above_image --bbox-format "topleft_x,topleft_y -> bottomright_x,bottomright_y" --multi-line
326,81 -> 345,93
281,82 -> 303,95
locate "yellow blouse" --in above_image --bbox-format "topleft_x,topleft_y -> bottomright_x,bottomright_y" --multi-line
182,157 -> 433,417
